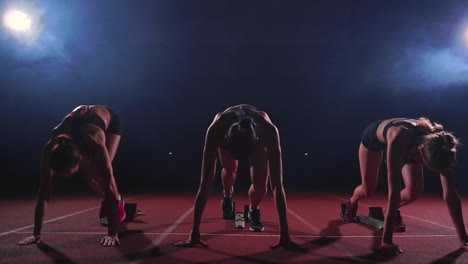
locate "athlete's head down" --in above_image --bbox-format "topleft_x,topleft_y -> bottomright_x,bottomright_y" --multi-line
412,118 -> 460,171
225,117 -> 257,159
49,136 -> 81,178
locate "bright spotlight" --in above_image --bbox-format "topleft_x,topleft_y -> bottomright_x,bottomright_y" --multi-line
3,9 -> 32,32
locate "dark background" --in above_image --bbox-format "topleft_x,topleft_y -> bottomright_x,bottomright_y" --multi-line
1,0 -> 467,197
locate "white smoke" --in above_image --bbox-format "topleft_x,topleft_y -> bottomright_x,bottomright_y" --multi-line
391,43 -> 468,89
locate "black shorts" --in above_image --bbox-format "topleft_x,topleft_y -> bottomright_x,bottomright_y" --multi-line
361,120 -> 385,152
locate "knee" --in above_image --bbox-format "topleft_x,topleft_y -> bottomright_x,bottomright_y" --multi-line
360,185 -> 376,198
251,184 -> 267,195
407,187 -> 423,203
223,167 -> 237,176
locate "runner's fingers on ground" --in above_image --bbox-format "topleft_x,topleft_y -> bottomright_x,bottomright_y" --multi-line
100,235 -> 120,247
173,239 -> 208,248
18,235 -> 41,245
271,238 -> 300,250
461,241 -> 468,251
379,243 -> 403,255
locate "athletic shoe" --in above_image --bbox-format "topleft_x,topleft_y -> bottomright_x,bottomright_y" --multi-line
221,196 -> 234,220
342,199 -> 359,222
99,199 -> 126,226
117,199 -> 126,222
248,208 -> 264,232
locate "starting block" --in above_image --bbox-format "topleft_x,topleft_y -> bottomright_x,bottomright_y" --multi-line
235,213 -> 245,228
100,203 -> 146,226
223,202 -> 236,220
339,203 -> 384,230
234,204 -> 251,229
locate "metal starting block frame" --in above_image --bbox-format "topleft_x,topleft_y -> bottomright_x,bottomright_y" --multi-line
340,203 -> 384,230
233,204 -> 251,229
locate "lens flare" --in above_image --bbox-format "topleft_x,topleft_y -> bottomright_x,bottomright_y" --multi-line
3,9 -> 32,32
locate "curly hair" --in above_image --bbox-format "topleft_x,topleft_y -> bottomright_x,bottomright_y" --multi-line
419,126 -> 460,171
413,117 -> 444,134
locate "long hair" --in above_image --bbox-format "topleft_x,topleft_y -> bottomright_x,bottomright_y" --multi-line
415,118 -> 460,170
49,136 -> 80,171
414,117 -> 444,134
225,117 -> 257,159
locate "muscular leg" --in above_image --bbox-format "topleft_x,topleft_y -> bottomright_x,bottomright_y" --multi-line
400,163 -> 423,207
248,143 -> 269,210
218,148 -> 238,197
350,143 -> 383,203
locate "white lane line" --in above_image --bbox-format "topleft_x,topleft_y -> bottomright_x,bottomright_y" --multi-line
12,231 -> 459,238
328,194 -> 455,230
0,207 -> 99,237
130,206 -> 194,264
0,196 -> 138,237
288,208 -> 354,257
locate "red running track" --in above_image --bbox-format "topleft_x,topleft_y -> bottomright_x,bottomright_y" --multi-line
0,193 -> 467,263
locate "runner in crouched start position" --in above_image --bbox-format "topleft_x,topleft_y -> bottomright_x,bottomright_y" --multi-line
19,105 -> 125,247
173,104 -> 298,249
343,117 -> 468,254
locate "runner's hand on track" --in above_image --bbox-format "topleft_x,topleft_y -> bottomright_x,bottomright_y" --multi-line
100,235 -> 120,247
461,241 -> 468,251
173,232 -> 208,247
380,243 -> 403,255
172,239 -> 208,247
18,235 -> 42,245
271,237 -> 300,250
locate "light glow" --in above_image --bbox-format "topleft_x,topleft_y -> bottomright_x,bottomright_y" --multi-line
465,28 -> 468,47
3,9 -> 32,32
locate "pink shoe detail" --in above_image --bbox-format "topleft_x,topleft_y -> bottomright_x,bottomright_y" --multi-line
99,199 -> 126,223
343,200 -> 359,222
118,199 -> 126,222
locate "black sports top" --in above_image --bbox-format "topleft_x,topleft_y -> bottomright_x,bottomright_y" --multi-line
382,119 -> 427,146
50,106 -> 107,154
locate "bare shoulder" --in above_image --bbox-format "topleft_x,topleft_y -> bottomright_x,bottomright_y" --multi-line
386,125 -> 412,145
211,111 -> 237,127
377,118 -> 412,144
71,105 -> 86,112
260,120 -> 279,146
205,112 -> 231,145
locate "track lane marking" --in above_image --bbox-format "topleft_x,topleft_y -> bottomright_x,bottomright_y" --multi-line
0,196 -> 138,237
129,206 -> 194,264
288,208 -> 355,257
13,231 -> 458,238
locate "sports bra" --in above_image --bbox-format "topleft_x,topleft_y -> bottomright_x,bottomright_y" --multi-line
382,119 -> 426,145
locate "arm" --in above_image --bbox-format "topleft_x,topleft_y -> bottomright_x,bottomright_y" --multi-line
440,169 -> 468,249
265,125 -> 289,237
85,125 -> 120,246
264,124 -> 299,249
382,129 -> 408,249
19,142 -> 54,245
191,127 -> 218,235
35,142 -> 54,235
173,125 -> 218,247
